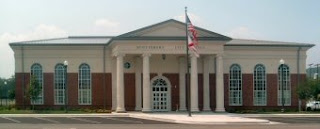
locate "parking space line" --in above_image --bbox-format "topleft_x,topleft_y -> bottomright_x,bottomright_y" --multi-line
1,117 -> 21,123
67,117 -> 101,124
102,117 -> 143,124
33,117 -> 60,124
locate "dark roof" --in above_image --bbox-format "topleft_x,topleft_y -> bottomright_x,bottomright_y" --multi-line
226,39 -> 314,47
9,36 -> 113,46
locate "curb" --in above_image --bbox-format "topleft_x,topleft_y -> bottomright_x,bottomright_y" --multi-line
239,114 -> 320,118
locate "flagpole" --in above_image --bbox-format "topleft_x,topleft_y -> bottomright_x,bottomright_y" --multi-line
185,6 -> 191,117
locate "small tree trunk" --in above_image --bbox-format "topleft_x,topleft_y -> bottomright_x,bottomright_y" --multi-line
32,100 -> 35,111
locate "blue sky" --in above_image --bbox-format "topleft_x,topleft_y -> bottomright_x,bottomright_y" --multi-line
0,0 -> 319,78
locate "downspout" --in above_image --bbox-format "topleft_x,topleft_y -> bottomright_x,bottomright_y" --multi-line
297,46 -> 302,111
21,46 -> 25,109
103,45 -> 106,110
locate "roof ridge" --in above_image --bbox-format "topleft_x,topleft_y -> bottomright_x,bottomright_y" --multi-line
10,37 -> 67,44
232,38 -> 312,45
68,36 -> 115,38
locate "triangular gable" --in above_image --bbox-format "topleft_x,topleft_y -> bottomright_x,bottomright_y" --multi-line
116,19 -> 231,40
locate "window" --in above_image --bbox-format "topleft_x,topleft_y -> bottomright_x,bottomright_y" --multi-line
30,63 -> 43,105
78,63 -> 91,105
229,64 -> 242,106
278,64 -> 291,106
254,64 -> 266,106
54,64 -> 66,105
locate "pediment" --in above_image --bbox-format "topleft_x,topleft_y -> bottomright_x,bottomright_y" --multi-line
116,19 -> 231,40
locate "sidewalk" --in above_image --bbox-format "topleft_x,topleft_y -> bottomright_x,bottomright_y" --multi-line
128,112 -> 270,124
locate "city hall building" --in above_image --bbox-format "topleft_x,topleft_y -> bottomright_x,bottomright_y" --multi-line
10,19 -> 314,112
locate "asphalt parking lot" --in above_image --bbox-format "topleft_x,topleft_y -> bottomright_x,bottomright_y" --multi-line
0,117 -> 175,124
249,117 -> 320,124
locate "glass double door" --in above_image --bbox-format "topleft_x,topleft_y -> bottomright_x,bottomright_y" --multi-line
152,78 -> 169,111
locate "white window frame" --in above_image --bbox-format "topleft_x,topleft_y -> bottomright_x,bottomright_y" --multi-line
30,63 -> 44,105
54,64 -> 66,105
253,64 -> 267,106
278,64 -> 291,106
78,63 -> 92,105
229,64 -> 242,106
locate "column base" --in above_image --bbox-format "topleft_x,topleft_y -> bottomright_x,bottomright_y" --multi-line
202,107 -> 212,112
135,107 -> 142,111
191,108 -> 200,112
116,107 -> 126,113
116,110 -> 127,113
179,107 -> 187,111
215,108 -> 226,112
142,108 -> 152,113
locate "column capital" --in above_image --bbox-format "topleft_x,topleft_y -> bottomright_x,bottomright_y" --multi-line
216,53 -> 223,58
142,53 -> 151,57
190,53 -> 199,58
113,52 -> 125,57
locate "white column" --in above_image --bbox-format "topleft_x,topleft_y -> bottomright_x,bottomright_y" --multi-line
135,57 -> 142,111
116,53 -> 126,113
142,53 -> 151,112
203,56 -> 211,111
112,57 -> 117,110
190,54 -> 199,112
215,54 -> 225,112
179,57 -> 187,111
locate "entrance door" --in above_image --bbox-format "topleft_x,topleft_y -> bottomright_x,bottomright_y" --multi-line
151,76 -> 171,111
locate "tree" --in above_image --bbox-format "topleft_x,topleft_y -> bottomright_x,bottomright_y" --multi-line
311,81 -> 320,100
27,75 -> 41,110
297,79 -> 320,101
297,79 -> 314,100
8,89 -> 15,101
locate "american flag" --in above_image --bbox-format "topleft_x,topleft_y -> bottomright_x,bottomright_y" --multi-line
186,14 -> 199,57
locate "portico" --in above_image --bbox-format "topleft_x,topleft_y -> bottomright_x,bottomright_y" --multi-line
111,43 -> 227,113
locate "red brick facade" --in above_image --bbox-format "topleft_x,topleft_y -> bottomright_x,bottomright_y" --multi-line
15,72 -> 306,111
224,73 -> 306,111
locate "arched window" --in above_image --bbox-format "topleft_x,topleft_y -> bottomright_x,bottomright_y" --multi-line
229,64 -> 242,106
278,64 -> 291,106
54,64 -> 66,105
30,63 -> 43,105
254,64 -> 266,106
78,63 -> 91,105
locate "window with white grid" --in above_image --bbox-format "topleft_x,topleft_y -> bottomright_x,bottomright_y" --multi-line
30,63 -> 43,105
78,63 -> 91,105
254,64 -> 267,106
54,64 -> 66,105
229,64 -> 242,106
278,64 -> 291,106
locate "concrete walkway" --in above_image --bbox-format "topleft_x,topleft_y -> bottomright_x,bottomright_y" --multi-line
129,112 -> 270,124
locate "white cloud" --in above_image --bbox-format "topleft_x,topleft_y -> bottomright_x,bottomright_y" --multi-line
0,24 -> 67,78
227,26 -> 260,39
173,13 -> 204,26
93,19 -> 120,35
95,19 -> 119,28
